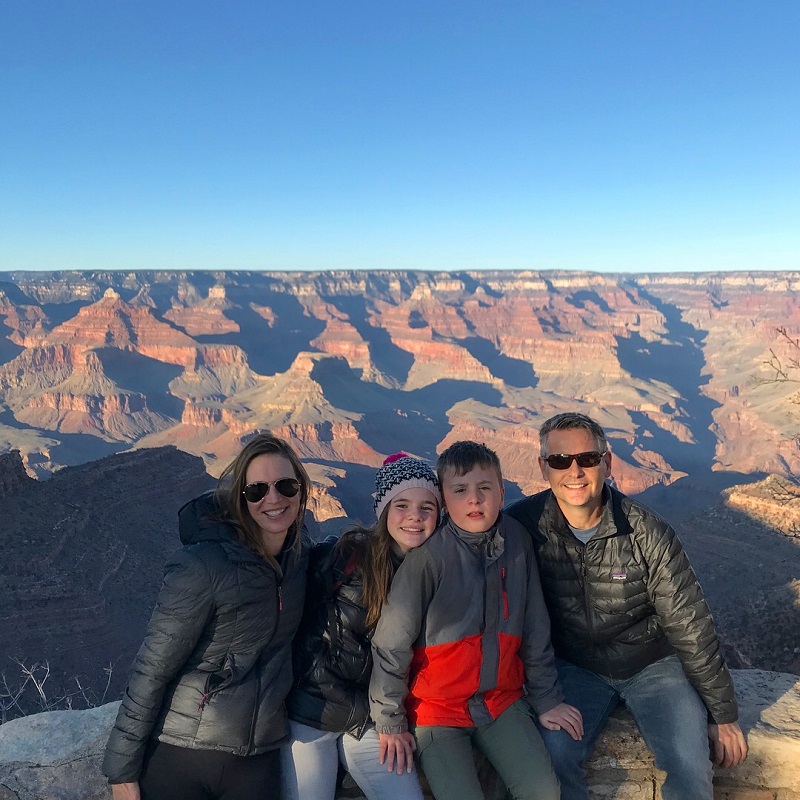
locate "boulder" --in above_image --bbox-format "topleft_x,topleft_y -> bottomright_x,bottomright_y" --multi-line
0,702 -> 118,800
0,670 -> 797,800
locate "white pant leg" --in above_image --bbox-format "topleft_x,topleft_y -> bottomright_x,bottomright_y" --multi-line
340,724 -> 424,800
281,720 -> 342,800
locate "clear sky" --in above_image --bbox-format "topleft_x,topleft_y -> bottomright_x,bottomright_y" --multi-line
2,1 -> 798,273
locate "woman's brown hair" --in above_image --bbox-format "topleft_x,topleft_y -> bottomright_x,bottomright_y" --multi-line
215,433 -> 311,567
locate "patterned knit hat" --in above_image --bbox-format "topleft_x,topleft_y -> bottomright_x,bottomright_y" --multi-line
373,452 -> 442,521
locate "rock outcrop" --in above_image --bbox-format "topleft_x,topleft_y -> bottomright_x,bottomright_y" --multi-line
0,446 -> 215,709
0,670 -> 797,800
0,450 -> 32,497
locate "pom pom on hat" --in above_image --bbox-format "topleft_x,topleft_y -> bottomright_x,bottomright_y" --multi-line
382,452 -> 410,465
373,453 -> 442,521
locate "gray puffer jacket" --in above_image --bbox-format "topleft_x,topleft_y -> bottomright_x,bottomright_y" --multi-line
505,485 -> 738,724
102,492 -> 309,783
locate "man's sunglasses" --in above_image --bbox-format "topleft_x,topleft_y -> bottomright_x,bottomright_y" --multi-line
243,479 -> 301,503
542,451 -> 606,470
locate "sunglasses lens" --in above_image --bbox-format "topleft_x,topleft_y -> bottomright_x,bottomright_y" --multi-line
576,452 -> 603,468
244,483 -> 269,502
275,479 -> 300,498
545,454 -> 573,470
545,452 -> 604,470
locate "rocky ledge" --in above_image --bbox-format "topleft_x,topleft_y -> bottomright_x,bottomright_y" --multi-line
0,670 -> 797,800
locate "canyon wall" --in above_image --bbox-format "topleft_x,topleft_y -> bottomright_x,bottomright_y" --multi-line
1,269 -> 799,519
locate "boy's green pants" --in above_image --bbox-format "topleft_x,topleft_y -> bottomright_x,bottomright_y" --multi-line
414,699 -> 560,800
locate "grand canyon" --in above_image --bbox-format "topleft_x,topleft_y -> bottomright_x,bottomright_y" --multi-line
1,269 -> 798,711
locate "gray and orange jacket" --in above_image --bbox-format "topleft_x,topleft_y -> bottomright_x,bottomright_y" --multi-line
369,513 -> 563,733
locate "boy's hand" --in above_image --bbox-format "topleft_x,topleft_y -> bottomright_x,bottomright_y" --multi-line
538,702 -> 584,741
378,731 -> 416,774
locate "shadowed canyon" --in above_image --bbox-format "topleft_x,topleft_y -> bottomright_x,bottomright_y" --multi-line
0,269 -> 798,708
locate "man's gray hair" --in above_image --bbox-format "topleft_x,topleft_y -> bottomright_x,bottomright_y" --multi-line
539,412 -> 608,456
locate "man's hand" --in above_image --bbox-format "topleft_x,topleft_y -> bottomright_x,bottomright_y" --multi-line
708,721 -> 747,768
378,731 -> 417,774
111,783 -> 140,800
538,702 -> 584,741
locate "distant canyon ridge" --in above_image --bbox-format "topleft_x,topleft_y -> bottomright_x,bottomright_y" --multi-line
0,269 -> 798,521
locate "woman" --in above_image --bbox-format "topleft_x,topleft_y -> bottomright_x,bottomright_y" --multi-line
282,453 -> 441,800
103,433 -> 311,800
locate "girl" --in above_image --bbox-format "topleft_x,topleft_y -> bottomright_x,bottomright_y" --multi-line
282,453 -> 441,800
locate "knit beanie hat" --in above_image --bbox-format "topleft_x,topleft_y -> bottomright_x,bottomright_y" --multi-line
373,452 -> 442,521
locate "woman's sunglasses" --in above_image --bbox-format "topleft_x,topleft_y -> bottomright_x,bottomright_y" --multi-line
542,451 -> 606,470
243,479 -> 301,503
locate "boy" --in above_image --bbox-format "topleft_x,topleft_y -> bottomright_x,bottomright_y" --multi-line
369,441 -> 582,800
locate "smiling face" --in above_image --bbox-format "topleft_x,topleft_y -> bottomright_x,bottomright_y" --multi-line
539,427 -> 611,526
244,453 -> 302,555
385,487 -> 440,555
441,464 -> 504,534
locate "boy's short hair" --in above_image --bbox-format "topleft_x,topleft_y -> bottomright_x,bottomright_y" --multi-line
436,440 -> 503,485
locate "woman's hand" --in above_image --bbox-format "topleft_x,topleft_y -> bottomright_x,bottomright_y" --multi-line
378,731 -> 417,774
111,782 -> 141,800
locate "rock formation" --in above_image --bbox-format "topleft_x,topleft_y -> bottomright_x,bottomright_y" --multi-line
0,269 -> 798,489
0,446 -> 215,708
0,450 -> 32,497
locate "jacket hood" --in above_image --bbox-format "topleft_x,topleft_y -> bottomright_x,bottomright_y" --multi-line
178,491 -> 239,547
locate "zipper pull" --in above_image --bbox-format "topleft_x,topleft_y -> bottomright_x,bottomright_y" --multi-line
278,585 -> 283,612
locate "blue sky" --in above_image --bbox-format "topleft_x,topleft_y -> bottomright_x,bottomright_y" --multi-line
2,1 -> 798,273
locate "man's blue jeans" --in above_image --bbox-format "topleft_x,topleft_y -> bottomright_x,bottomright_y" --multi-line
540,656 -> 714,800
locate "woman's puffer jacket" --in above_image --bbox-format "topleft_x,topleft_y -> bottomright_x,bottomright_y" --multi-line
102,492 -> 310,783
286,538 -> 373,737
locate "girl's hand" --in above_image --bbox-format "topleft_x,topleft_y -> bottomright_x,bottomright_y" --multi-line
378,731 -> 417,774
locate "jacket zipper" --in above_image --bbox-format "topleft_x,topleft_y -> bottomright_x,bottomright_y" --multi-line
247,576 -> 282,750
248,578 -> 282,749
500,566 -> 509,621
579,548 -> 594,641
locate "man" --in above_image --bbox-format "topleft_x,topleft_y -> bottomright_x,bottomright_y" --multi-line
505,412 -> 747,800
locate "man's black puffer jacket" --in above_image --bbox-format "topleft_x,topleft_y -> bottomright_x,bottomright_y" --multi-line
286,537 -> 373,737
505,485 -> 738,724
102,492 -> 310,783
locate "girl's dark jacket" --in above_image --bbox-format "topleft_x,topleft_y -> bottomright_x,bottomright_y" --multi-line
285,536 -> 375,738
102,492 -> 310,784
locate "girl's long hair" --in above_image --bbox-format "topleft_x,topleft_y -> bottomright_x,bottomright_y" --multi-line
215,433 -> 311,567
337,507 -> 396,628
